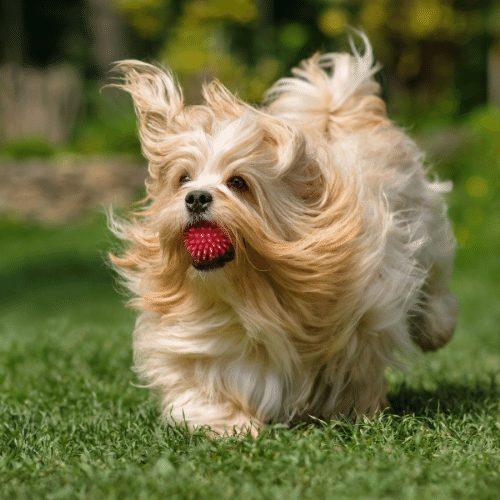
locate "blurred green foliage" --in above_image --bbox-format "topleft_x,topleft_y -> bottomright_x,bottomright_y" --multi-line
70,84 -> 141,156
0,0 -> 497,157
442,106 -> 500,249
115,0 -> 498,110
116,0 -> 172,39
0,137 -> 56,159
68,0 -> 500,155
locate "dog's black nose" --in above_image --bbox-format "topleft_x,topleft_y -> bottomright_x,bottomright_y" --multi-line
185,190 -> 213,213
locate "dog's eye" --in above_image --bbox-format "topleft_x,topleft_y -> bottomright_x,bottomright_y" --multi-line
179,175 -> 191,185
227,176 -> 247,191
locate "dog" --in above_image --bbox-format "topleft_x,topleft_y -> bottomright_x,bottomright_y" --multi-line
110,35 -> 457,436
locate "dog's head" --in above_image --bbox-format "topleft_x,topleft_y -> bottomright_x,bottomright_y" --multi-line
114,61 -> 326,277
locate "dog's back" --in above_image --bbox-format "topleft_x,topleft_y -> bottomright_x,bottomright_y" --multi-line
265,34 -> 457,354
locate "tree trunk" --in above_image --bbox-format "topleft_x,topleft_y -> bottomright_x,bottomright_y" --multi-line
1,0 -> 24,63
488,42 -> 500,105
85,0 -> 127,76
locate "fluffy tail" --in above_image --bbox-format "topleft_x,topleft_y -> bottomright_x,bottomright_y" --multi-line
264,33 -> 388,135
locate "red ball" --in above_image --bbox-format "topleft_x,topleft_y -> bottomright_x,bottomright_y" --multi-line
183,222 -> 233,263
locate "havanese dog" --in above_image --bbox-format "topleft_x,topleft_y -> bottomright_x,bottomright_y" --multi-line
110,34 -> 457,436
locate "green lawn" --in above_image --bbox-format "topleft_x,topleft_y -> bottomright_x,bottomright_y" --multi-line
1,111 -> 499,499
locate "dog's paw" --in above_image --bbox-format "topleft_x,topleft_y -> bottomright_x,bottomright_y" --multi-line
413,291 -> 458,351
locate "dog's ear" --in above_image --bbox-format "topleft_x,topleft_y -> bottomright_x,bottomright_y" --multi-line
111,60 -> 183,157
263,117 -> 325,203
262,117 -> 305,172
202,79 -> 251,118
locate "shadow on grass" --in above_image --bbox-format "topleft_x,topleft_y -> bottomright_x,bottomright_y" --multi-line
389,376 -> 498,417
286,376 -> 498,434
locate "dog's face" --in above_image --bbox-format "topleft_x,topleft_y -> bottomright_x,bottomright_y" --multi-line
154,113 -> 315,273
117,63 -> 324,276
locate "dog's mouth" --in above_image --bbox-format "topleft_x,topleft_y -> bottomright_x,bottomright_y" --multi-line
183,221 -> 235,271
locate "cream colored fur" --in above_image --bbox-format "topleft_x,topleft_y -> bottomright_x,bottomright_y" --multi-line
109,35 -> 457,435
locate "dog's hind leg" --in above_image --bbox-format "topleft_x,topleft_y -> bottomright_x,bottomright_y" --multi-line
409,187 -> 458,352
410,239 -> 458,352
411,284 -> 457,351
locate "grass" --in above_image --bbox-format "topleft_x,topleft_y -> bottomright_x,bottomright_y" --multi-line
1,111 -> 499,498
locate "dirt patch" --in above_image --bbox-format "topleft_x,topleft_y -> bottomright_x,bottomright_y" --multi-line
0,156 -> 147,223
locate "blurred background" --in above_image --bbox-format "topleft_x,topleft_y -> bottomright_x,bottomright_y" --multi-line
0,0 -> 498,327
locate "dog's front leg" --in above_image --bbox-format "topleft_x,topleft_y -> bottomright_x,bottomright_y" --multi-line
161,390 -> 262,438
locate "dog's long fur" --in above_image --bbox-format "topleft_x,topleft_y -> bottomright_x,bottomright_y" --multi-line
110,35 -> 457,434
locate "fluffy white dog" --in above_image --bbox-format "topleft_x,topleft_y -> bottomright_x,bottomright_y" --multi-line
110,35 -> 457,435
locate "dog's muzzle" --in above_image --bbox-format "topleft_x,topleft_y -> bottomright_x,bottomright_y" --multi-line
185,190 -> 213,214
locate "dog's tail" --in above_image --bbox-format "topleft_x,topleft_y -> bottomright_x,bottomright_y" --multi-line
264,32 -> 388,135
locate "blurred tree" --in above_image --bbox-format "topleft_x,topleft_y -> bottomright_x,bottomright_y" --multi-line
487,3 -> 500,105
86,0 -> 128,76
1,0 -> 25,63
115,0 -> 172,40
115,0 -> 497,113
161,0 -> 275,101
1,0 -> 497,150
114,0 -> 276,101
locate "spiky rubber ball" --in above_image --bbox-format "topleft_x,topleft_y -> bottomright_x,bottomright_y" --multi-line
183,222 -> 234,269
